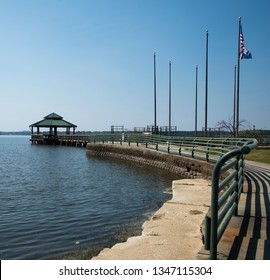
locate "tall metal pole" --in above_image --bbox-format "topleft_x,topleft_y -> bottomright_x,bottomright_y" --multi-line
204,30 -> 209,137
236,17 -> 241,138
169,61 -> 171,136
233,64 -> 237,137
154,53 -> 157,134
195,65 -> 198,137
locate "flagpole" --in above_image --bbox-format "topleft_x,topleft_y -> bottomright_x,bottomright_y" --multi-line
233,64 -> 237,137
154,53 -> 157,134
236,17 -> 241,138
168,61 -> 172,136
195,65 -> 198,137
204,29 -> 209,137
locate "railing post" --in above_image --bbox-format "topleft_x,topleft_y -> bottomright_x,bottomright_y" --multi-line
192,139 -> 196,158
206,147 -> 209,161
206,138 -> 212,161
234,154 -> 240,216
179,140 -> 183,156
241,154 -> 245,193
204,215 -> 211,250
210,165 -> 219,260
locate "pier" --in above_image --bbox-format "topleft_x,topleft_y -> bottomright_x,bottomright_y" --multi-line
30,134 -> 89,147
29,112 -> 88,146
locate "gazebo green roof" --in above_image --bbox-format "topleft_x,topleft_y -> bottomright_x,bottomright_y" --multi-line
30,113 -> 77,128
44,113 -> 63,120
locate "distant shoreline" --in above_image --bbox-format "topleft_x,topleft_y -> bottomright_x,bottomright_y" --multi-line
0,131 -> 31,136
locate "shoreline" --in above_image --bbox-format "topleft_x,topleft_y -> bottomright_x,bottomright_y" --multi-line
92,178 -> 211,260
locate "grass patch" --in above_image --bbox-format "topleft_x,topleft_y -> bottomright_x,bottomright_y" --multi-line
245,148 -> 270,164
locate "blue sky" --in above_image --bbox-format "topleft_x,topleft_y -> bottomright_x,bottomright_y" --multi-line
0,0 -> 269,131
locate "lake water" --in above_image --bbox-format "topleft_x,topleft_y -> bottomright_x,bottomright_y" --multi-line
0,136 -> 178,259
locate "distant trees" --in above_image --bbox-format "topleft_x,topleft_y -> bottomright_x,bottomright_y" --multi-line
0,131 -> 31,135
215,116 -> 249,137
215,116 -> 268,142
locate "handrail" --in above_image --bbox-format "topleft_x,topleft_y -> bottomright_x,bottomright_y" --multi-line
205,139 -> 258,259
88,133 -> 254,161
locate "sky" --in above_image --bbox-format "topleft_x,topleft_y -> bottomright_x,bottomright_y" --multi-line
0,0 -> 269,132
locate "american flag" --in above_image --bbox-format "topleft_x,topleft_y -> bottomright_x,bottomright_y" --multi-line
239,22 -> 252,59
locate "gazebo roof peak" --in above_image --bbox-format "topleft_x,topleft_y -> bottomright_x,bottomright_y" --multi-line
29,113 -> 77,129
44,112 -> 63,120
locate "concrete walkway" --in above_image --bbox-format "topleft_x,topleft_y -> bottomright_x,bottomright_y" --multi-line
198,161 -> 270,260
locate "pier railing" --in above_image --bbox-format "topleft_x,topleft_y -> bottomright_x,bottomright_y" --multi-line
204,138 -> 258,259
30,134 -> 89,146
88,133 -> 255,161
88,133 -> 258,259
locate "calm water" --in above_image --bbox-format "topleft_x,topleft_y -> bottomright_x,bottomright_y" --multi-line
0,136 -> 177,259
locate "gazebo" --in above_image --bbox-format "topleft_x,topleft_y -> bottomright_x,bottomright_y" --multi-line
29,113 -> 77,136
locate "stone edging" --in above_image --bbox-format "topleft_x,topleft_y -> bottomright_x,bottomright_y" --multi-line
86,143 -> 214,179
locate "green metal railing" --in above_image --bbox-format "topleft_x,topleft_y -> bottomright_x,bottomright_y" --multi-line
88,133 -> 258,259
88,133 -> 254,162
204,138 -> 258,259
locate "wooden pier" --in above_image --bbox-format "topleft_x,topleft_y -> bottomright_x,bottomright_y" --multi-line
29,112 -> 89,146
30,134 -> 89,147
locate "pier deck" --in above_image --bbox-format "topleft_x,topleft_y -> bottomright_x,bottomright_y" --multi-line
30,134 -> 89,147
